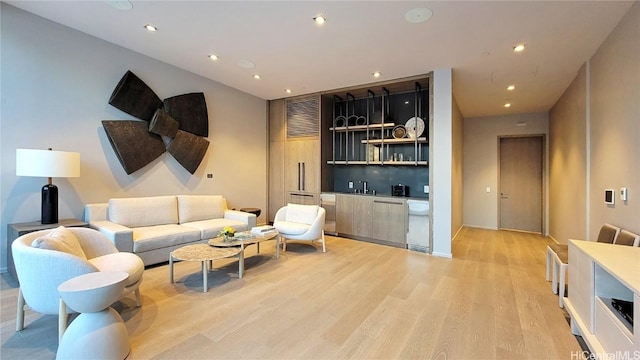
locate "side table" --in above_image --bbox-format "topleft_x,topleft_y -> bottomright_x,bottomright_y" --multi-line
6,219 -> 89,280
57,271 -> 130,359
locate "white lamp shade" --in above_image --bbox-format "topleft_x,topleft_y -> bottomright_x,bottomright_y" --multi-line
16,149 -> 80,178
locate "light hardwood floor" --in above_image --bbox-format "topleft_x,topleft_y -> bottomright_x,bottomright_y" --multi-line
1,228 -> 582,359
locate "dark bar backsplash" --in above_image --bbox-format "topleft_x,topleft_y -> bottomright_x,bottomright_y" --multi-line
332,165 -> 428,198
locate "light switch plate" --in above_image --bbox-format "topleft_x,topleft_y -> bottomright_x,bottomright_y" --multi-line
424,185 -> 429,193
348,181 -> 354,189
486,186 -> 491,193
620,187 -> 628,201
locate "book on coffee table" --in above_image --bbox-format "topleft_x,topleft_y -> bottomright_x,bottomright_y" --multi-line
251,225 -> 276,234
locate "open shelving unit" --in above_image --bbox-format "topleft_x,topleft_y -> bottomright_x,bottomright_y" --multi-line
326,82 -> 429,166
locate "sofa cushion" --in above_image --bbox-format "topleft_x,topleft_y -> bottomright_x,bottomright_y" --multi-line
183,218 -> 250,239
109,196 -> 178,228
177,195 -> 225,224
285,203 -> 319,225
132,224 -> 201,253
275,221 -> 311,236
31,226 -> 87,260
88,252 -> 144,287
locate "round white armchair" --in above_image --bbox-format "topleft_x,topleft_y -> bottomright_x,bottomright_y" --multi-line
11,226 -> 144,341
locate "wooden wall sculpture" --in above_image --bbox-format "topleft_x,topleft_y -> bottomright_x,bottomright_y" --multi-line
168,130 -> 210,174
102,120 -> 166,175
164,93 -> 209,137
104,70 -> 210,175
108,70 -> 163,121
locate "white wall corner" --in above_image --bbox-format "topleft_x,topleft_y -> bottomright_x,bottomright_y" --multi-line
431,68 -> 453,258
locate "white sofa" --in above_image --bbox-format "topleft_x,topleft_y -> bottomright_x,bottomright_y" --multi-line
85,195 -> 256,266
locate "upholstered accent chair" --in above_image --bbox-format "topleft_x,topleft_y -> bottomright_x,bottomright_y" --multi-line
273,204 -> 326,253
12,227 -> 144,341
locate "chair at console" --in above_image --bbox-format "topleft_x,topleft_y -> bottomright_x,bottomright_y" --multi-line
613,229 -> 640,247
549,223 -> 620,308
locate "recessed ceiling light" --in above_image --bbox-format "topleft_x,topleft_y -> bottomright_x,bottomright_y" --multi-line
107,0 -> 132,10
252,74 -> 261,80
313,15 -> 327,25
405,8 -> 433,24
507,85 -> 515,91
238,60 -> 256,69
372,72 -> 381,78
285,89 -> 292,94
513,44 -> 526,52
144,24 -> 158,32
208,54 -> 219,61
504,103 -> 512,108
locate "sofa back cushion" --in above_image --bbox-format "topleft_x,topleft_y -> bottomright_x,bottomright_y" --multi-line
177,195 -> 225,224
109,196 -> 178,228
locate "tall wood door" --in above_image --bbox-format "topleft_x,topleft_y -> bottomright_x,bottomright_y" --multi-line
268,99 -> 286,222
499,136 -> 543,233
284,139 -> 320,195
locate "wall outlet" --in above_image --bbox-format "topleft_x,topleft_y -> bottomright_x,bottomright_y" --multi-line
348,181 -> 354,189
424,185 -> 429,193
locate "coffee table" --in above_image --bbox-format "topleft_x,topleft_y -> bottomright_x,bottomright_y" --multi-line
208,230 -> 280,278
169,244 -> 242,292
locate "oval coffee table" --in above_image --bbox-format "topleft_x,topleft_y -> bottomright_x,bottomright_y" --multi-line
169,244 -> 242,292
208,230 -> 279,278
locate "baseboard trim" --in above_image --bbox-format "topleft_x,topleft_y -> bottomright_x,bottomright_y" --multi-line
462,224 -> 498,230
548,234 -> 560,244
431,251 -> 453,259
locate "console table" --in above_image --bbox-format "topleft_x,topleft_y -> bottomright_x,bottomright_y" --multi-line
564,240 -> 640,355
6,219 -> 89,280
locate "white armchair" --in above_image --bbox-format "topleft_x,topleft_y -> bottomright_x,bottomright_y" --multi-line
273,204 -> 326,252
11,227 -> 144,341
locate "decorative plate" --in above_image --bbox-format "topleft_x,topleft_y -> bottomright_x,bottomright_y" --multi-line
405,117 -> 425,138
392,125 -> 407,139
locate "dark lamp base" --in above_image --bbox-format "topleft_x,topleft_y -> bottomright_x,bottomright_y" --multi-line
41,184 -> 58,225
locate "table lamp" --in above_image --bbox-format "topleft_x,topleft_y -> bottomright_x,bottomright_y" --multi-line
16,148 -> 81,224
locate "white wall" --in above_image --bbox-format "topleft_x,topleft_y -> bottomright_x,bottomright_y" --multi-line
463,113 -> 549,230
431,68 -> 453,258
0,4 -> 268,272
549,65 -> 588,244
548,3 -> 639,243
586,3 -> 639,238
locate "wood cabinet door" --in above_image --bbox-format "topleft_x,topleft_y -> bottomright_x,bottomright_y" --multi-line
336,194 -> 354,235
372,199 -> 407,245
289,192 -> 319,205
268,99 -> 286,222
268,141 -> 285,222
353,196 -> 373,238
285,139 -> 320,194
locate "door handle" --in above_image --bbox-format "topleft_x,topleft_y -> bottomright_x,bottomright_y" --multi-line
301,162 -> 306,191
297,162 -> 301,191
500,192 -> 509,199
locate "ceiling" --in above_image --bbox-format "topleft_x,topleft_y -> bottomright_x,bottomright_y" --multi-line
6,1 -> 633,118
